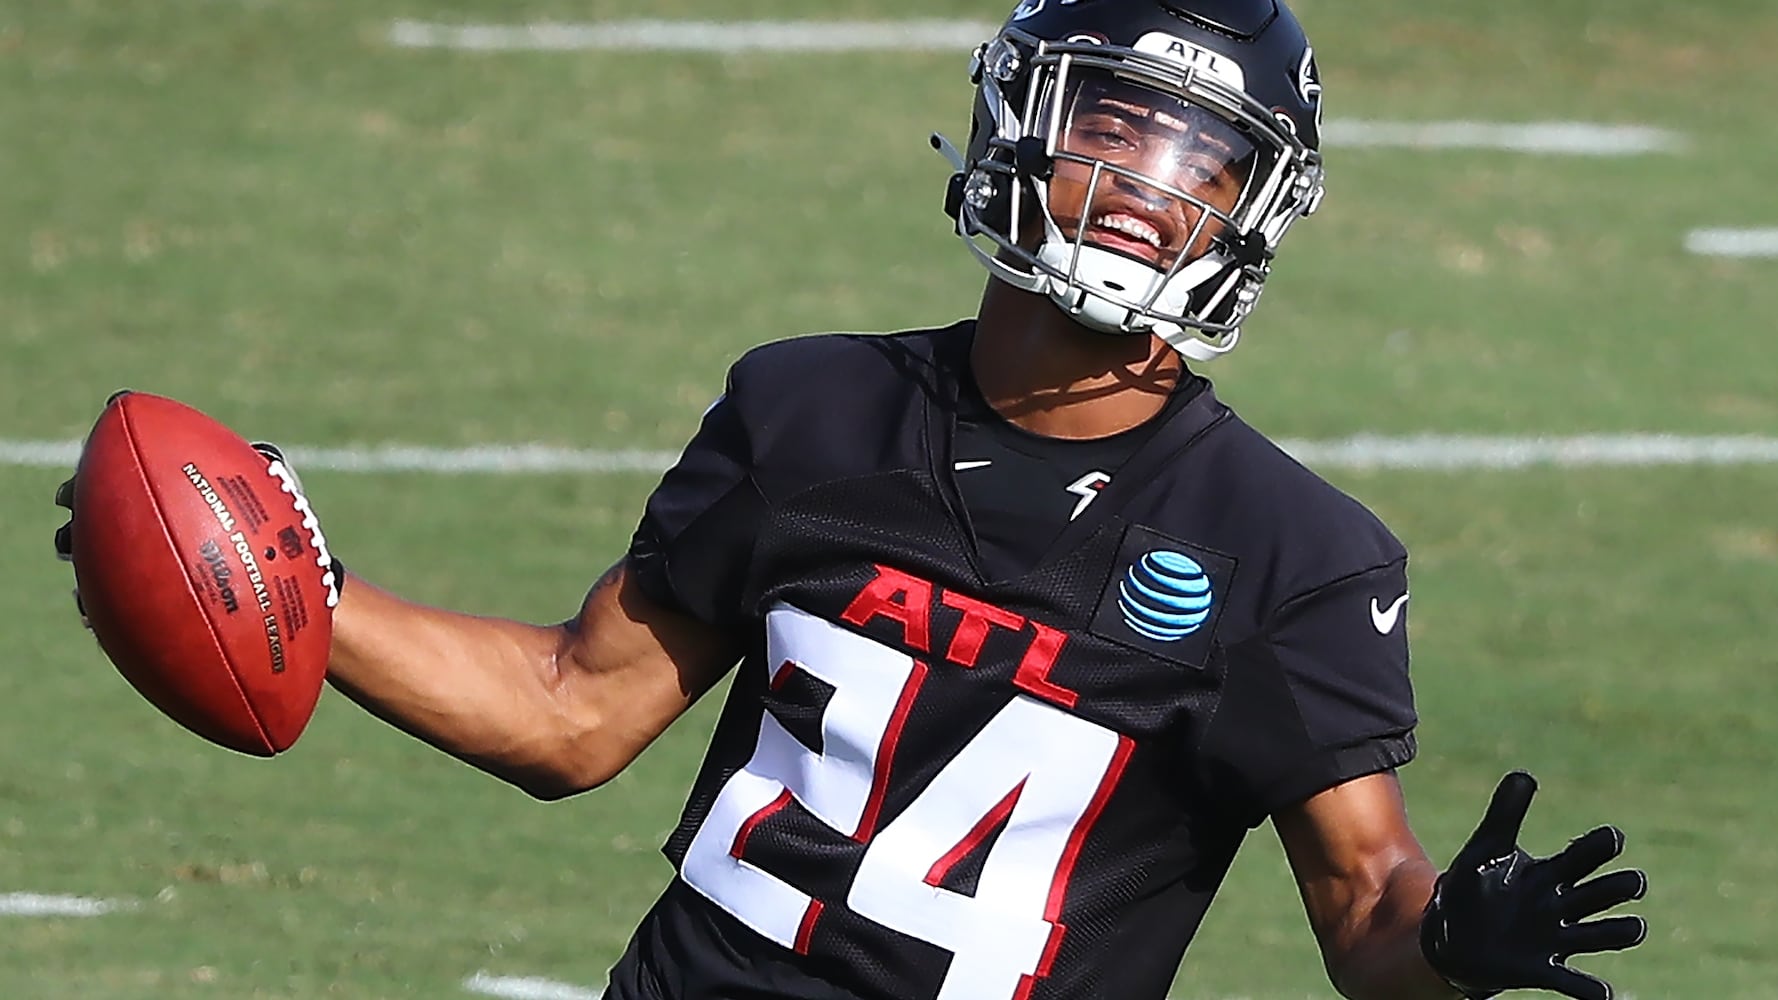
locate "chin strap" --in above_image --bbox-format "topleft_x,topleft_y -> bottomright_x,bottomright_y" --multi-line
1156,322 -> 1239,363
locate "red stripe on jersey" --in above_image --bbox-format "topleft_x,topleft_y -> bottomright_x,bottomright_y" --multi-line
793,898 -> 825,955
923,778 -> 1027,887
1014,943 -> 1058,1000
1030,914 -> 1068,982
854,660 -> 928,841
1013,921 -> 1068,1000
769,658 -> 798,690
1035,734 -> 1137,975
730,788 -> 794,859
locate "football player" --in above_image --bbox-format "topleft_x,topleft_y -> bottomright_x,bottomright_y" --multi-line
55,0 -> 1648,997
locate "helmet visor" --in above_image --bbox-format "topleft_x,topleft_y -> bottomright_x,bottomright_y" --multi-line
1046,71 -> 1267,270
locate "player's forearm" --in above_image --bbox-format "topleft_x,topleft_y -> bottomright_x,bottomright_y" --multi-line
1325,856 -> 1460,1000
324,576 -> 599,798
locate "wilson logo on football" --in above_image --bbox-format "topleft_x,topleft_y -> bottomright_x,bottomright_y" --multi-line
1117,550 -> 1214,642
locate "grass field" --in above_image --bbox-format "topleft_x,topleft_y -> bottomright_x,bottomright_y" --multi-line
4,0 -> 1777,997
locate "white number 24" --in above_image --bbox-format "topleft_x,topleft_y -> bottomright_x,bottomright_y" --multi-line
682,604 -> 1133,1000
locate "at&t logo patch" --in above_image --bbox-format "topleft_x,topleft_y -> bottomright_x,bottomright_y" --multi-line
1091,524 -> 1236,669
1119,551 -> 1212,640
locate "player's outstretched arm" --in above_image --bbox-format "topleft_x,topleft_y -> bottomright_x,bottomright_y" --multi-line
326,560 -> 742,800
1420,771 -> 1649,1000
1279,771 -> 1647,1000
1276,771 -> 1457,1000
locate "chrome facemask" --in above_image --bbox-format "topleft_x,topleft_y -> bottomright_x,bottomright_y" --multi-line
938,31 -> 1326,361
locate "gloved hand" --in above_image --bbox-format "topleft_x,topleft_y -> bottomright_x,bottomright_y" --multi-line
1421,771 -> 1648,1000
52,476 -> 89,629
54,388 -> 134,629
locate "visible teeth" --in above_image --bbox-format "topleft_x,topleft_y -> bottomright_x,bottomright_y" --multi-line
1092,213 -> 1162,248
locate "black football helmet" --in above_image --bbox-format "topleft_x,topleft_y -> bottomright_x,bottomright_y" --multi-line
935,0 -> 1326,361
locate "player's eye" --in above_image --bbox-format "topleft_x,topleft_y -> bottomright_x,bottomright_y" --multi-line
1071,115 -> 1140,152
1174,155 -> 1226,188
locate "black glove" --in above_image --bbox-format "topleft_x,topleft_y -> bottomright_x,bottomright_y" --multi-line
54,388 -> 133,629
1421,771 -> 1648,1000
52,476 -> 89,629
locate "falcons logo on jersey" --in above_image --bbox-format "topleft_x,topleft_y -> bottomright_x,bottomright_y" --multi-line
1066,471 -> 1112,521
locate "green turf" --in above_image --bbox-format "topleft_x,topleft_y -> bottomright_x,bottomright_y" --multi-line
4,0 -> 1776,997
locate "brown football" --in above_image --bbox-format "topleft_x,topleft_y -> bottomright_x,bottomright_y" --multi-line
70,392 -> 337,756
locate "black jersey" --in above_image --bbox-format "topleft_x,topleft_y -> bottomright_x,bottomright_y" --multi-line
611,322 -> 1416,1000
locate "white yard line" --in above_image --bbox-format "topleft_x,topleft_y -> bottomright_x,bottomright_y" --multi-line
1278,433 -> 1778,470
0,892 -> 137,917
384,21 -> 1686,157
6,435 -> 1778,475
1322,119 -> 1685,155
464,973 -> 602,1000
1685,227 -> 1778,258
388,19 -> 997,53
0,441 -> 679,474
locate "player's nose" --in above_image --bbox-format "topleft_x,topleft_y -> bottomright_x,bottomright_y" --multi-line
1111,173 -> 1172,212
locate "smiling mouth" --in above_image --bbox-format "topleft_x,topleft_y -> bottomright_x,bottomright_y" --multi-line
1077,211 -> 1174,266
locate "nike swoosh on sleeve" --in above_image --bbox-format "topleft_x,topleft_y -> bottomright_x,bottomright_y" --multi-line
1369,593 -> 1410,633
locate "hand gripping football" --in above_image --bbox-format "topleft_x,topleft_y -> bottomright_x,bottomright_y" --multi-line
70,392 -> 338,756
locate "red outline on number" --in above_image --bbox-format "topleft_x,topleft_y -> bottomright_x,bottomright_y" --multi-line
923,778 -> 1026,887
1014,733 -> 1137,998
853,659 -> 928,842
769,658 -> 799,690
730,788 -> 795,859
793,898 -> 825,954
